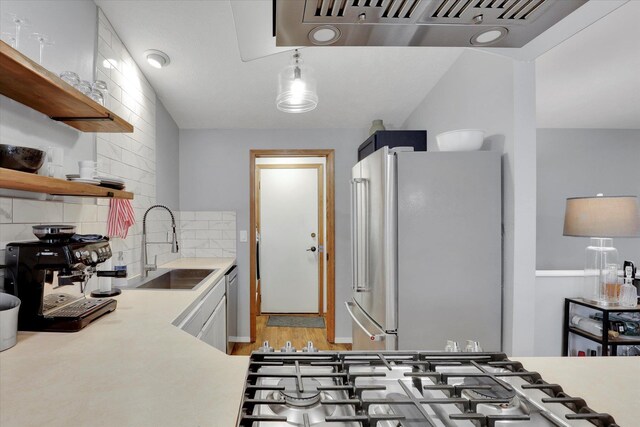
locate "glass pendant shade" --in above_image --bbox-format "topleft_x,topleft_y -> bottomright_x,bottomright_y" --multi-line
276,52 -> 318,113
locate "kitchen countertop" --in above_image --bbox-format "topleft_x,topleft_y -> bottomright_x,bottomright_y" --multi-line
517,356 -> 639,426
2,259 -> 638,426
0,257 -> 248,427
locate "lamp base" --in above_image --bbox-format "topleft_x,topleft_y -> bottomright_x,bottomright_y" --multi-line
584,237 -> 619,305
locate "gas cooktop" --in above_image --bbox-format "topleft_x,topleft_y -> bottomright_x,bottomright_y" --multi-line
237,342 -> 618,427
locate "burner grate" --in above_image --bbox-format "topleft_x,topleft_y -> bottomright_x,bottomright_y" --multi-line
237,351 -> 620,427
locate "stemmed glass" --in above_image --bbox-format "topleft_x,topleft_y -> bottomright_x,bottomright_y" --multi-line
1,32 -> 16,48
7,13 -> 30,50
30,33 -> 54,65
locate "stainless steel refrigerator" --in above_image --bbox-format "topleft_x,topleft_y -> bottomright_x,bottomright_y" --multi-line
346,147 -> 502,351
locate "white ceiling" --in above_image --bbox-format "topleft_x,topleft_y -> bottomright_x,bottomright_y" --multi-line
536,0 -> 640,129
97,0 -> 638,131
95,0 -> 463,130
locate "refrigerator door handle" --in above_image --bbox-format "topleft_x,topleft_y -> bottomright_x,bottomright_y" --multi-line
345,301 -> 385,342
351,178 -> 369,292
350,179 -> 358,292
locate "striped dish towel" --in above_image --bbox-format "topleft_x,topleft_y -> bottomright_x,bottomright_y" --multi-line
107,199 -> 136,239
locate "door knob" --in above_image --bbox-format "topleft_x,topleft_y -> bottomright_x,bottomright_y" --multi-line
306,246 -> 317,252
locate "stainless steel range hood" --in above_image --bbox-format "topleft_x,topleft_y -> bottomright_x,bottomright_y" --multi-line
275,0 -> 588,48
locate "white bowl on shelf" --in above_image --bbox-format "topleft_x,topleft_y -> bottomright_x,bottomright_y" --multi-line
436,129 -> 485,151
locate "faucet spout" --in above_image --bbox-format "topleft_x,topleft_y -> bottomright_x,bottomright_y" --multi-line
142,205 -> 179,277
171,225 -> 179,253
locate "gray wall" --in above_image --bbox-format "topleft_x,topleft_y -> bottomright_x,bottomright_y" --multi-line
537,128 -> 640,269
402,50 -> 538,356
0,0 -> 97,176
179,128 -> 367,340
155,99 -> 180,210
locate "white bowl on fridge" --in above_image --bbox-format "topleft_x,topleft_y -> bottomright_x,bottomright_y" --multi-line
436,129 -> 485,151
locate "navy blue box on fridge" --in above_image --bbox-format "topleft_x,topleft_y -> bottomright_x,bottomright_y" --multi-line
357,130 -> 427,161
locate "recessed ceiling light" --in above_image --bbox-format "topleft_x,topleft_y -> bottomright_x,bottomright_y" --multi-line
470,27 -> 508,46
308,25 -> 341,45
144,49 -> 170,69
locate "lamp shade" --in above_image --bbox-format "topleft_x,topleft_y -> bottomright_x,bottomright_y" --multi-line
563,195 -> 640,238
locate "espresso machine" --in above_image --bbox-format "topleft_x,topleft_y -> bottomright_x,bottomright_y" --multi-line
3,225 -> 122,332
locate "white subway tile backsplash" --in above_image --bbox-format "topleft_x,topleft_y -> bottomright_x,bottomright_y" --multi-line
179,230 -> 196,240
0,223 -> 38,244
195,211 -> 222,221
182,239 -> 209,249
12,199 -> 63,223
64,204 -> 98,223
219,240 -> 236,250
0,198 -> 12,223
97,206 -> 109,222
195,248 -> 223,258
97,137 -> 123,161
201,230 -> 223,240
180,211 -> 195,220
80,222 -> 106,235
181,249 -> 196,258
180,220 -> 204,231
175,211 -> 236,259
209,220 -> 235,231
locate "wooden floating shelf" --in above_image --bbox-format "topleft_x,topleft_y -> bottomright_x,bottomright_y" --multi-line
0,168 -> 133,199
0,41 -> 133,133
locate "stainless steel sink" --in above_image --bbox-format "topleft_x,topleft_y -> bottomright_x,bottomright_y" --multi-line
133,269 -> 216,290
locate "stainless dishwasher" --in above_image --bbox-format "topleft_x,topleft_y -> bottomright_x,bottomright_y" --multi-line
225,265 -> 238,354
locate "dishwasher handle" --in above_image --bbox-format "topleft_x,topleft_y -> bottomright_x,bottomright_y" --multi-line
345,301 -> 385,342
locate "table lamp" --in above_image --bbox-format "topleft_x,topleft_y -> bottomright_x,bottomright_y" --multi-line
563,194 -> 640,305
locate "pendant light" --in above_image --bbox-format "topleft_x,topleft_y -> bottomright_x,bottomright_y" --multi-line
276,49 -> 318,113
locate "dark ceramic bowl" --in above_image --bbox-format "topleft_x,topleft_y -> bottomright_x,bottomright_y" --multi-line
0,144 -> 46,173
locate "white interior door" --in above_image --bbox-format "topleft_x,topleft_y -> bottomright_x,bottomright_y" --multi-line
259,166 -> 320,313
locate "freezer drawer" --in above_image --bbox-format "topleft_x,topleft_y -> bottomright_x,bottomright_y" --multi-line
345,300 -> 397,351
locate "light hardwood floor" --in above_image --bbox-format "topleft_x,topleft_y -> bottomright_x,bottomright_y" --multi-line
231,315 -> 351,355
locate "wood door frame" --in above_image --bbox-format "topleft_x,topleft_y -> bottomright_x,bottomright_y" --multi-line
256,164 -> 325,315
250,149 -> 336,343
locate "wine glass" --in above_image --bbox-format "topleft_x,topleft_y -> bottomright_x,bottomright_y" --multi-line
1,32 -> 16,48
30,33 -> 54,65
7,14 -> 30,50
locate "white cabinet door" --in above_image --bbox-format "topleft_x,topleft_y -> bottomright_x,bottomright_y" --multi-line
178,277 -> 225,337
198,296 -> 227,353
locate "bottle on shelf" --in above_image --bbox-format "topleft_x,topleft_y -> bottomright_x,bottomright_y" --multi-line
570,314 -> 603,336
113,251 -> 127,287
620,265 -> 638,307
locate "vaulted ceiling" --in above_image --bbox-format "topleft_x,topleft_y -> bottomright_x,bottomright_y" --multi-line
97,0 -> 638,130
95,0 -> 463,130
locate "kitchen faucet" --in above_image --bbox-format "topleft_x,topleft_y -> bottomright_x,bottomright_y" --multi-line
142,204 -> 179,277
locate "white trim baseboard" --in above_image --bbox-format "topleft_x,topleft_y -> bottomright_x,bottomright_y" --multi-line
334,337 -> 352,344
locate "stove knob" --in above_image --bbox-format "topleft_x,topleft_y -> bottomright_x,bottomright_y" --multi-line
258,341 -> 274,352
302,341 -> 318,353
280,341 -> 296,353
90,251 -> 98,263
